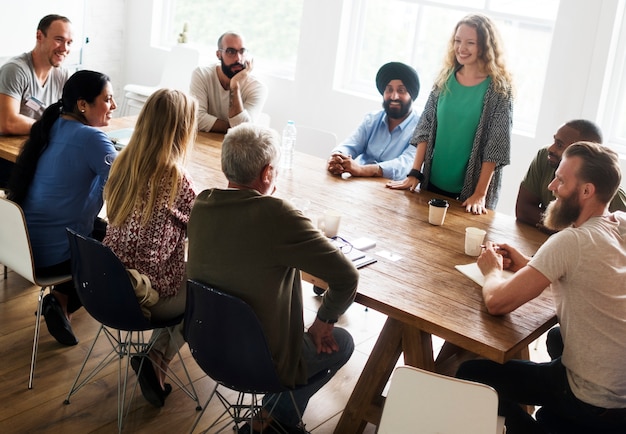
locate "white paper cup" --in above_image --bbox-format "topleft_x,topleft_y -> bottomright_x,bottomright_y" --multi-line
428,198 -> 449,225
465,227 -> 486,256
318,210 -> 342,238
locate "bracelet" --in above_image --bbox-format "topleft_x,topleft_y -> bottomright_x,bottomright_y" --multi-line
316,313 -> 337,324
407,169 -> 425,182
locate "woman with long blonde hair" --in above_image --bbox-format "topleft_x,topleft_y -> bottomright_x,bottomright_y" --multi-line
387,14 -> 513,214
103,88 -> 197,407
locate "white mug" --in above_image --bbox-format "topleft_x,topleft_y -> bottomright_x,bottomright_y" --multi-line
318,210 -> 342,238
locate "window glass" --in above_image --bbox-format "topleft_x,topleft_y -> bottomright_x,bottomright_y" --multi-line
165,0 -> 304,78
605,4 -> 626,155
337,0 -> 559,134
489,0 -> 559,19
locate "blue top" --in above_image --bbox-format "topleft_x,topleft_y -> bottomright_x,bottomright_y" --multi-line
332,109 -> 419,180
22,118 -> 117,267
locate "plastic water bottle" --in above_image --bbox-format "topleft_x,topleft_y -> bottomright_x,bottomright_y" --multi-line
281,120 -> 297,170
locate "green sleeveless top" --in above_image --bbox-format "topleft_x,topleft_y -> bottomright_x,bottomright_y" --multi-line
430,74 -> 491,192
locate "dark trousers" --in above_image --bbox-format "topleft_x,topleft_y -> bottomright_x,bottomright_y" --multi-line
0,158 -> 14,189
457,353 -> 626,434
426,182 -> 460,201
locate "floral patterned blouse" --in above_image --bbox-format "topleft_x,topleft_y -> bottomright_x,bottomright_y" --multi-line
103,171 -> 197,297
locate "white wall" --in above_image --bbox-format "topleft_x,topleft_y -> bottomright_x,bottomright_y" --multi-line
81,0 -> 126,98
119,0 -> 625,215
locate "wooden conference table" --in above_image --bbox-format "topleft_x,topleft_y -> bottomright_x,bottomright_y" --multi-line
1,117 -> 557,432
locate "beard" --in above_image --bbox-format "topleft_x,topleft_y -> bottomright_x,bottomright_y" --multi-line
220,59 -> 244,79
383,99 -> 411,120
542,189 -> 582,231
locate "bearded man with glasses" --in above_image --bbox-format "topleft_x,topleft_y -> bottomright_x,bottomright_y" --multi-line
190,31 -> 268,133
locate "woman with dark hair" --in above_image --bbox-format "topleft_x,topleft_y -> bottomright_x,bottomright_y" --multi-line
7,69 -> 117,346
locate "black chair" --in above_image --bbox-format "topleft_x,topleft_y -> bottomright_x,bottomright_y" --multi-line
64,229 -> 201,433
185,279 -> 325,434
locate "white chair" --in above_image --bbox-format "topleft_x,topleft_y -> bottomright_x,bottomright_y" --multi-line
0,198 -> 72,389
378,365 -> 506,434
120,44 -> 200,116
295,125 -> 337,159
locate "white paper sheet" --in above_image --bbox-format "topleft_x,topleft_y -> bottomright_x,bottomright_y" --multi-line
455,262 -> 514,287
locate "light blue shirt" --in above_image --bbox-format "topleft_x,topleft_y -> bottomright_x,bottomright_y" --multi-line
332,109 -> 419,180
22,118 -> 117,267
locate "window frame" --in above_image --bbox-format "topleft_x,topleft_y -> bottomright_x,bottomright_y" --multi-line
602,1 -> 626,156
335,0 -> 560,135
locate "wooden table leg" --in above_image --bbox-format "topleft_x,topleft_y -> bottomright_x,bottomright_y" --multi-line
334,317 -> 404,434
401,326 -> 435,370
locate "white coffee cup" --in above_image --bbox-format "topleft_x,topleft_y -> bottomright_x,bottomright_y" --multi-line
465,227 -> 487,256
318,210 -> 342,238
428,198 -> 449,225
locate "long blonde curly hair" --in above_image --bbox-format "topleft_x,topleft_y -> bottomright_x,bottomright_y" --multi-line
434,14 -> 513,96
105,89 -> 197,227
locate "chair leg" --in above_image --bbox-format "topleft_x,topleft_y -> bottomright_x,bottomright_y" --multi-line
153,327 -> 201,409
28,286 -> 47,389
64,326 -> 144,433
64,325 -> 114,401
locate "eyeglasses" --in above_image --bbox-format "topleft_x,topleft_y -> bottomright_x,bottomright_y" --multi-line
220,47 -> 248,57
331,236 -> 353,254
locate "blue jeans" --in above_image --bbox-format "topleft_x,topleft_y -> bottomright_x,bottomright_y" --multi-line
456,357 -> 626,434
263,327 -> 354,428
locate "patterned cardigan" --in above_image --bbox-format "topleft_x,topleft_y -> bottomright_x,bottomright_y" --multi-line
410,78 -> 513,210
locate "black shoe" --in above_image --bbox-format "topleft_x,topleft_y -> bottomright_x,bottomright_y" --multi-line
270,420 -> 310,434
237,420 -> 309,434
163,383 -> 172,398
312,285 -> 326,296
42,294 -> 78,346
130,356 -> 165,407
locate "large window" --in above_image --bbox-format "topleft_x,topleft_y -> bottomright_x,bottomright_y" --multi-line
160,0 -> 304,79
336,0 -> 560,134
603,2 -> 626,156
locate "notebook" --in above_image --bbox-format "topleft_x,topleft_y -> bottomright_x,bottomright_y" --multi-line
331,238 -> 377,269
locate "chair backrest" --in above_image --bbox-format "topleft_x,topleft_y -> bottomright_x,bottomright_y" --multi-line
66,228 -> 152,331
0,198 -> 37,283
160,44 -> 200,91
378,366 -> 500,434
184,280 -> 287,394
296,125 -> 337,159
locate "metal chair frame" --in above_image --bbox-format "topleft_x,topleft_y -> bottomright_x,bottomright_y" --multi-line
0,197 -> 72,389
64,229 -> 201,433
185,280 -> 321,434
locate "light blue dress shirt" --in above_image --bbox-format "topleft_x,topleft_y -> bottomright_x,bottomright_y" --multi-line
332,109 -> 419,180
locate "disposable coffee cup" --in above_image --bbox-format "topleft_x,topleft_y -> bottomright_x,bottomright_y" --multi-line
428,198 -> 449,225
318,210 -> 342,238
465,227 -> 487,256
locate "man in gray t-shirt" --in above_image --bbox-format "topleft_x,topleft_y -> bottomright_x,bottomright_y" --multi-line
0,14 -> 72,186
458,142 -> 626,433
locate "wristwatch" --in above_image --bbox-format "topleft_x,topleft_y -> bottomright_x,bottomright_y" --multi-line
316,313 -> 337,324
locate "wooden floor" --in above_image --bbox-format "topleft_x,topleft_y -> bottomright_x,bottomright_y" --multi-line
0,267 -> 551,434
